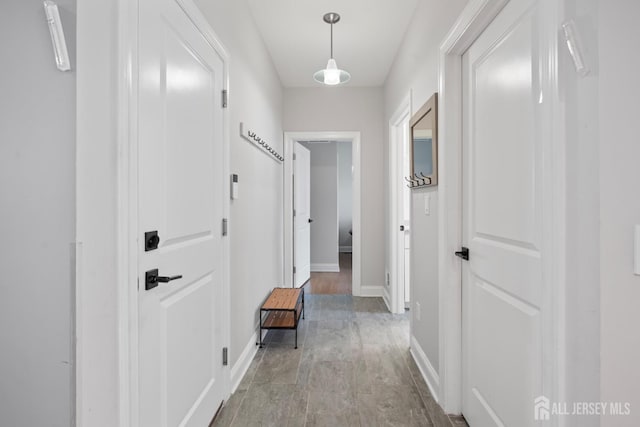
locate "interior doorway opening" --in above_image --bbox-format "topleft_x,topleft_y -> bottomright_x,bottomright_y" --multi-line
283,132 -> 362,296
300,140 -> 353,294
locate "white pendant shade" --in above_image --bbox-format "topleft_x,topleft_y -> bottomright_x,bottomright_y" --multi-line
314,58 -> 350,85
314,12 -> 350,86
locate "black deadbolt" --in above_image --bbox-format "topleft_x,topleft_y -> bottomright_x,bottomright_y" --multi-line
145,231 -> 160,251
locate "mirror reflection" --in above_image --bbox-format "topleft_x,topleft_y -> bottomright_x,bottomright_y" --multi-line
409,93 -> 438,187
412,126 -> 433,176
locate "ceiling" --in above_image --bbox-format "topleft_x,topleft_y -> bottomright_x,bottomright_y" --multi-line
246,0 -> 420,88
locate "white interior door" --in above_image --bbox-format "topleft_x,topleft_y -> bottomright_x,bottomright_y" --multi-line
395,115 -> 411,308
462,0 -> 543,426
294,143 -> 311,288
138,0 -> 227,425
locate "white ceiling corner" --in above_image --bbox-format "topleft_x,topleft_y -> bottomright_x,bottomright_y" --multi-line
246,0 -> 420,88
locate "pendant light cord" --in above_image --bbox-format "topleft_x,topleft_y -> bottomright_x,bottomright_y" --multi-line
330,22 -> 334,59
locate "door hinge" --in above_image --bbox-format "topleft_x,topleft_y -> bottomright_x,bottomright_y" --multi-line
293,153 -> 297,160
293,209 -> 296,217
222,347 -> 228,366
293,266 -> 296,274
222,90 -> 228,108
222,218 -> 228,236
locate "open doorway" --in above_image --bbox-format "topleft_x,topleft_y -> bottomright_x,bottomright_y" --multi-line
298,140 -> 353,294
283,132 -> 362,295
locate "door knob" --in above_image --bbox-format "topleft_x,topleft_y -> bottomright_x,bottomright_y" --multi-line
308,218 -> 314,223
454,247 -> 469,261
400,225 -> 405,231
145,269 -> 183,290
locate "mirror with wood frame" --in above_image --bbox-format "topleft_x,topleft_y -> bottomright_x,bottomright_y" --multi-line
409,93 -> 438,187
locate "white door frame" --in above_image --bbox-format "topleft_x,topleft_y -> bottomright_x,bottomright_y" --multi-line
388,93 -> 412,314
283,132 -> 362,295
76,0 -> 231,424
437,0 -> 566,416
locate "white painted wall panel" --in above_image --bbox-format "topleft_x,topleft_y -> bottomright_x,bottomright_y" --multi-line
599,1 -> 640,425
383,0 -> 468,386
194,0 -> 284,367
0,1 -> 76,425
284,87 -> 385,289
338,142 -> 353,251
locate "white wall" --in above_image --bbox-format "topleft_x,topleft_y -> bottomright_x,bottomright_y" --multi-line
302,143 -> 339,270
284,87 -> 385,289
338,142 -> 353,252
0,2 -> 76,425
383,0 -> 468,392
193,0 -> 284,367
599,1 -> 640,425
562,1 -> 600,425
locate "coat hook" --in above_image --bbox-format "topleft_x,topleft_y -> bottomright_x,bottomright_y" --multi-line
418,172 -> 432,185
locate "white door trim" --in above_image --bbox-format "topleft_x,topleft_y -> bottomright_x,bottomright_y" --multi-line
388,93 -> 412,314
437,0 -> 566,416
283,132 -> 362,295
78,0 -> 231,424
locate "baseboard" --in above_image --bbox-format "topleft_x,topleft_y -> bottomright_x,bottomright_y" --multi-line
339,246 -> 352,253
410,334 -> 440,403
382,285 -> 391,311
311,263 -> 340,272
230,331 -> 259,393
359,285 -> 384,297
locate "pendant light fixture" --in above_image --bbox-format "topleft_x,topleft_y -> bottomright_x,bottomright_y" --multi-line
313,12 -> 351,86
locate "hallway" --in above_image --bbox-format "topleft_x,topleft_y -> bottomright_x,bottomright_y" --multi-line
212,295 -> 467,426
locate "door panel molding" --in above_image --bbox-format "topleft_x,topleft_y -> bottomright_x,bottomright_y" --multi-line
437,0 -> 566,418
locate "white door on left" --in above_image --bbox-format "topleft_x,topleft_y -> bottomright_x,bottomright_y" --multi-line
294,142 -> 311,288
138,0 -> 227,425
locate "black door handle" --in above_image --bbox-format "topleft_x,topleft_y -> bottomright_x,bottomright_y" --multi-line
308,218 -> 313,223
455,247 -> 469,261
400,225 -> 405,231
156,275 -> 183,283
145,269 -> 183,290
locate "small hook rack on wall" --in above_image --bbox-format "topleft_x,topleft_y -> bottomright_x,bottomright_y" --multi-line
240,122 -> 284,163
405,172 -> 432,189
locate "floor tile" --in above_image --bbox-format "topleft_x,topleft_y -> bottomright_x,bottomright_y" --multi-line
213,295 -> 463,427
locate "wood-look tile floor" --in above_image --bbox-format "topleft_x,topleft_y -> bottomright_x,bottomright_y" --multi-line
212,295 -> 469,427
305,253 -> 353,295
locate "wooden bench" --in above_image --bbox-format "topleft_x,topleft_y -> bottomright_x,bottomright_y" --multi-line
259,288 -> 305,349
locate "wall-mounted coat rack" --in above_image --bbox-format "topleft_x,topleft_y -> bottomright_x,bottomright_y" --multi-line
405,172 -> 432,188
240,122 -> 284,163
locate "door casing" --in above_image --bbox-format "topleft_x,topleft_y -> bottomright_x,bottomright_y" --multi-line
437,0 -> 567,418
78,0 -> 232,424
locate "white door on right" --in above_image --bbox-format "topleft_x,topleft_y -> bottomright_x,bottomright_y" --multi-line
462,0 -> 543,426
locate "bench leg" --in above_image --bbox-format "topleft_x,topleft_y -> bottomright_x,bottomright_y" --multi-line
295,328 -> 298,349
